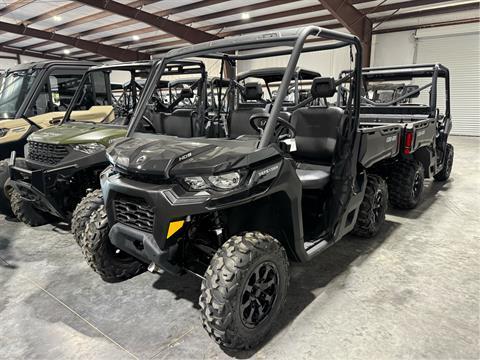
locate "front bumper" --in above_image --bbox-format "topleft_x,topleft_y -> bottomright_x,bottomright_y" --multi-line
9,150 -> 107,219
101,162 -> 281,269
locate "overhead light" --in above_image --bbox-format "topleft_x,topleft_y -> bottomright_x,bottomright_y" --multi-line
63,49 -> 71,55
241,13 -> 250,20
53,15 -> 62,22
132,35 -> 140,41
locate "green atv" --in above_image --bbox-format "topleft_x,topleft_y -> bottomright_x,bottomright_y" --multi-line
7,61 -> 155,234
0,60 -> 96,214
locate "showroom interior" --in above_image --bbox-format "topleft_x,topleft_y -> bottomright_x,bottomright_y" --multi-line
0,0 -> 479,359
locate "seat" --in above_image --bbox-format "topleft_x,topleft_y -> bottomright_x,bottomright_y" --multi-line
229,83 -> 265,138
162,108 -> 194,137
291,77 -> 344,189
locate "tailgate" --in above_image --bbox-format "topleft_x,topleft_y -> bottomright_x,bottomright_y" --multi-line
408,119 -> 437,152
358,124 -> 402,168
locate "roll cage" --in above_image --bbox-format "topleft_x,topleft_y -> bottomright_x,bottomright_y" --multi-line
126,26 -> 362,148
338,63 -> 450,117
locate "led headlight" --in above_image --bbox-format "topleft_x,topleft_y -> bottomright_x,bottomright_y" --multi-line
208,171 -> 241,190
184,176 -> 208,190
73,142 -> 105,154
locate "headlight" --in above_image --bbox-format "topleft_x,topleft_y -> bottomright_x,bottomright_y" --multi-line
183,171 -> 242,191
73,143 -> 105,154
184,176 -> 208,190
208,172 -> 241,190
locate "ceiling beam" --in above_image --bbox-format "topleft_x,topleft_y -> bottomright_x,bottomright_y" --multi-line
130,0 -> 448,53
0,0 -> 159,48
0,0 -> 34,16
74,0 -> 220,43
42,0 -> 299,56
0,45 -> 75,61
374,17 -> 480,34
319,0 -> 372,66
0,20 -> 150,61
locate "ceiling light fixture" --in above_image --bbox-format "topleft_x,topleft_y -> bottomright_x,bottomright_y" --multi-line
132,35 -> 140,41
53,15 -> 62,22
241,13 -> 250,20
63,49 -> 71,55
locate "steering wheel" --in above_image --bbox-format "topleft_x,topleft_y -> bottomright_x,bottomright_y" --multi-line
249,114 -> 296,140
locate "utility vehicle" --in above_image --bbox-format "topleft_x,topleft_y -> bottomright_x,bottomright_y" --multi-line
0,60 -> 96,214
7,61 -> 155,228
80,27 -> 407,350
338,64 -> 454,208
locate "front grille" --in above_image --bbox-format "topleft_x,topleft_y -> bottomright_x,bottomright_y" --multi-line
27,141 -> 69,165
114,195 -> 154,233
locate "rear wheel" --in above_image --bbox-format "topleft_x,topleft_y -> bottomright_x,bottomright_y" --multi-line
388,160 -> 424,209
434,143 -> 454,181
10,190 -> 52,226
81,205 -> 146,281
72,189 -> 103,246
353,175 -> 388,238
199,232 -> 289,350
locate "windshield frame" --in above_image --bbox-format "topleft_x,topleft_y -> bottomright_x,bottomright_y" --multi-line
126,26 -> 362,148
0,68 -> 41,119
61,61 -> 155,125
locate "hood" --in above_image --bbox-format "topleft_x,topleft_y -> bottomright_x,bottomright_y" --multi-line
28,122 -> 127,146
108,135 -> 278,178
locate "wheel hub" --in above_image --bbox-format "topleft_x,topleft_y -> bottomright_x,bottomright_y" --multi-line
240,262 -> 279,328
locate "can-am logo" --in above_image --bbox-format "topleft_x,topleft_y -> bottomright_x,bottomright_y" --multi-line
178,152 -> 192,161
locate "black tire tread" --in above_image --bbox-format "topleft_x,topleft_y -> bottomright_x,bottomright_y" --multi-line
71,189 -> 103,246
81,205 -> 146,281
0,159 -> 11,215
387,160 -> 424,209
353,174 -> 388,238
199,232 -> 289,350
434,143 -> 454,181
10,190 -> 51,226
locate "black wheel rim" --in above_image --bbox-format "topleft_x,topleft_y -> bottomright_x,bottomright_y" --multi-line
412,172 -> 422,199
373,189 -> 383,223
240,261 -> 279,329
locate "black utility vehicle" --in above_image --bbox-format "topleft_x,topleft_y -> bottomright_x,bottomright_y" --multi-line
338,64 -> 454,208
81,27 -> 406,349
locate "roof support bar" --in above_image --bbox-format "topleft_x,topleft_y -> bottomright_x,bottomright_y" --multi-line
0,20 -> 150,61
74,0 -> 220,43
319,0 -> 372,66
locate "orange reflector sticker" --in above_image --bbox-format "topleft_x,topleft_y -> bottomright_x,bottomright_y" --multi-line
167,220 -> 184,238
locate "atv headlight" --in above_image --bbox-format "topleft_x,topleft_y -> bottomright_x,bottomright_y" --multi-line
208,171 -> 241,190
184,176 -> 208,190
73,143 -> 105,154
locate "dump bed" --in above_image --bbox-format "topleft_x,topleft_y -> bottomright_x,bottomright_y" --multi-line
359,110 -> 438,154
357,123 -> 402,168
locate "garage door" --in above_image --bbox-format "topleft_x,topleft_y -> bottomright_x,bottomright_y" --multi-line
415,32 -> 480,136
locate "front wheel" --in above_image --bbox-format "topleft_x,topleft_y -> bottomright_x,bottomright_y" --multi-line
81,205 -> 146,281
71,189 -> 103,246
0,158 -> 26,215
353,175 -> 388,238
199,232 -> 289,350
10,190 -> 53,226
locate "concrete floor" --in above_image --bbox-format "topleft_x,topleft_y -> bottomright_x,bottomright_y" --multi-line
0,135 -> 479,360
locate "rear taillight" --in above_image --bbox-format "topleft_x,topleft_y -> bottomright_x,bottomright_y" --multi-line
404,131 -> 413,155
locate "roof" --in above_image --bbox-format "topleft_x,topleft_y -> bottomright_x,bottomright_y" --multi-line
0,1 -> 476,62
